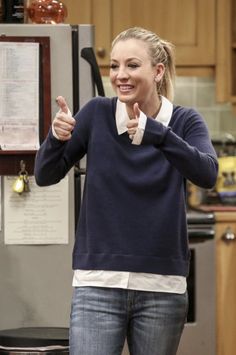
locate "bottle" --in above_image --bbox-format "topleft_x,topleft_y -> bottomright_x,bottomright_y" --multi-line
2,0 -> 25,23
27,0 -> 67,24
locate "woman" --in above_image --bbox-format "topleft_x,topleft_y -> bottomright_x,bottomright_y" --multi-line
34,27 -> 218,355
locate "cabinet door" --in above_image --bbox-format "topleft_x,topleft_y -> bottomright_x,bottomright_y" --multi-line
112,0 -> 215,66
74,0 -> 112,68
215,222 -> 236,355
74,0 -> 215,67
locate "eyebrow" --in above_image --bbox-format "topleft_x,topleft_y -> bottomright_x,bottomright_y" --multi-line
110,57 -> 142,62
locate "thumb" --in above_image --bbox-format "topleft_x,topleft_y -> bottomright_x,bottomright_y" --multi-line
56,96 -> 69,114
133,102 -> 140,119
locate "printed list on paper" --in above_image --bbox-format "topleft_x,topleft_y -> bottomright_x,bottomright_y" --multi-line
0,41 -> 40,150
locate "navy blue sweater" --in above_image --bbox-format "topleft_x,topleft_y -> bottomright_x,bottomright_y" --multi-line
34,97 -> 218,276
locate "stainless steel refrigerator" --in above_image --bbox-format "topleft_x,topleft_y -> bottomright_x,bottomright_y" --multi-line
0,23 -> 104,330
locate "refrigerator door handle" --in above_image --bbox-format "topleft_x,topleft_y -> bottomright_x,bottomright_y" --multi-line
81,47 -> 105,97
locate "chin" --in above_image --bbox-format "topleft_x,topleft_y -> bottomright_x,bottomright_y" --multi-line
117,94 -> 136,105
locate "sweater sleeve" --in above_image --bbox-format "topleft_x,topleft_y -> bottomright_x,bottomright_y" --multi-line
142,107 -> 218,189
34,98 -> 96,186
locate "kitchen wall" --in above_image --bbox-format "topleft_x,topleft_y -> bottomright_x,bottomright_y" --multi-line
102,76 -> 236,140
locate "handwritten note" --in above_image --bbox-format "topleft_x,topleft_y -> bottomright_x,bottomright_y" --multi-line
3,176 -> 69,244
0,42 -> 40,150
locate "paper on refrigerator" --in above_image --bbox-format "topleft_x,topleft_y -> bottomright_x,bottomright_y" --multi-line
3,175 -> 69,244
0,41 -> 40,150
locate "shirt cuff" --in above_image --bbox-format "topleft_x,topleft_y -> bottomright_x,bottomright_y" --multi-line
132,111 -> 147,145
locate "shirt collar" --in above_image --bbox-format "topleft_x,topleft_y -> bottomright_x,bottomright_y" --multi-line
116,95 -> 173,135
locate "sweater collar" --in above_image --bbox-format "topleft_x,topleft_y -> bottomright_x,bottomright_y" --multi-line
115,96 -> 173,135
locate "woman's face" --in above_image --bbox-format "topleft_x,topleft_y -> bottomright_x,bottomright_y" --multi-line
110,38 -> 163,113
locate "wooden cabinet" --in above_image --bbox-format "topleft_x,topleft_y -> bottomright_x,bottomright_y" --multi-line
215,212 -> 236,355
64,0 -> 215,75
215,0 -> 236,107
215,0 -> 232,104
229,0 -> 236,109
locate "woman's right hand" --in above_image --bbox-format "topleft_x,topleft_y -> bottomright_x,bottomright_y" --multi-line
52,96 -> 76,141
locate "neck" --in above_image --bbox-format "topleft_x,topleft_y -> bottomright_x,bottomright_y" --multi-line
151,97 -> 162,118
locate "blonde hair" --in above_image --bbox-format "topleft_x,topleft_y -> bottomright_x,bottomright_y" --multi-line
112,27 -> 176,101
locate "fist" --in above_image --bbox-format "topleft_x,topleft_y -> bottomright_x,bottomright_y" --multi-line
52,96 -> 76,141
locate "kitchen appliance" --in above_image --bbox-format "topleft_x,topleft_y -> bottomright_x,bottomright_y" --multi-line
0,327 -> 69,354
177,210 -> 216,355
0,23 -> 104,330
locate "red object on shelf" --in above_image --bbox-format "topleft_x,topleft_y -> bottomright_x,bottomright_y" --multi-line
27,0 -> 67,24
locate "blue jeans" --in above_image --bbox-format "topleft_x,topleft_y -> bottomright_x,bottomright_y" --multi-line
69,287 -> 188,355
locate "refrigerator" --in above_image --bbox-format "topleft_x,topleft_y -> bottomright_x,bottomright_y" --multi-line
0,24 -> 105,331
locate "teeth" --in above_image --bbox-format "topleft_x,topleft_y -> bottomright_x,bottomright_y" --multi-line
119,85 -> 133,91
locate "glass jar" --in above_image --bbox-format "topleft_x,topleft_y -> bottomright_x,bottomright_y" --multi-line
27,0 -> 67,24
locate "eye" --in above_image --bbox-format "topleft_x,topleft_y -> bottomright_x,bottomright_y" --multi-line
128,63 -> 139,69
110,63 -> 118,70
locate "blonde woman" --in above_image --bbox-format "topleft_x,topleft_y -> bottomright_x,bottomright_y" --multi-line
35,27 -> 218,355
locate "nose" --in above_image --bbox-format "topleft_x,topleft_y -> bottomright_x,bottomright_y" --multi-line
116,66 -> 129,80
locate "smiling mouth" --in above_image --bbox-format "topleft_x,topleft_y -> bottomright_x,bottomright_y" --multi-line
118,85 -> 134,92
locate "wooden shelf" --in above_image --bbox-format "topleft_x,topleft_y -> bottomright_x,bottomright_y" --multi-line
0,150 -> 37,175
230,95 -> 236,103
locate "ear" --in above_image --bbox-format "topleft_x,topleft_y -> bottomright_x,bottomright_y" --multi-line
154,63 -> 165,83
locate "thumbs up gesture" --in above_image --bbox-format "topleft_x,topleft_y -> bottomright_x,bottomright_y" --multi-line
52,96 -> 76,141
127,102 -> 140,139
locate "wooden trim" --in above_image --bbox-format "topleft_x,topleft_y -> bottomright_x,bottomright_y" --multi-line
215,211 -> 236,222
167,0 -> 215,66
230,95 -> 236,103
215,0 -> 231,102
0,151 -> 37,175
64,0 -> 91,24
215,218 -> 236,355
176,66 -> 215,77
92,0 -> 111,67
0,36 -> 51,175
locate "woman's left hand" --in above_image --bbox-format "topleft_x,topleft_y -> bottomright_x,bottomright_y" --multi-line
127,103 -> 140,139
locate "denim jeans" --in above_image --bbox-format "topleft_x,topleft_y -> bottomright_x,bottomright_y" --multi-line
69,286 -> 188,355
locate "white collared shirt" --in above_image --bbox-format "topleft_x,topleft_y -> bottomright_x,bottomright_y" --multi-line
73,96 -> 186,293
115,95 -> 173,144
